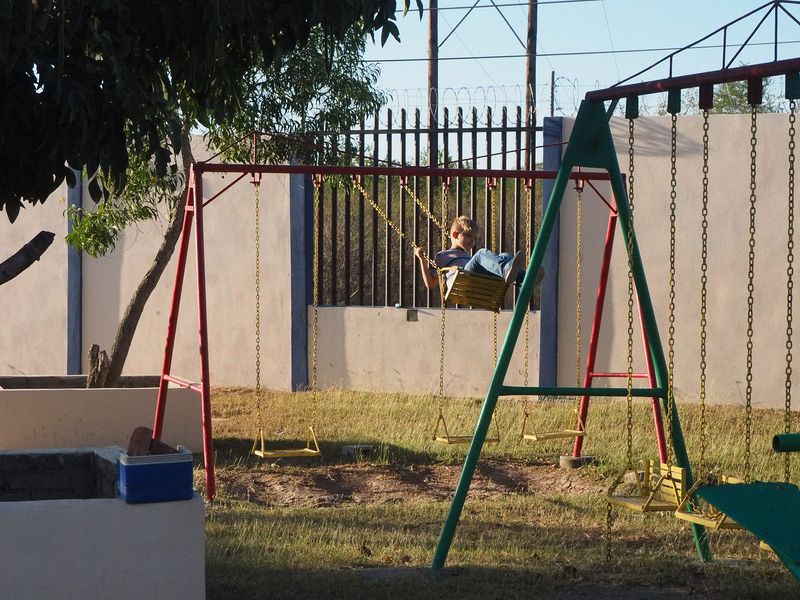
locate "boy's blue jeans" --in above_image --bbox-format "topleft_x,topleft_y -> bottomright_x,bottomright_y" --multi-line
463,248 -> 524,284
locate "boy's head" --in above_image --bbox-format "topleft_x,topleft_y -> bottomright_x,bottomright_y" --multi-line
450,215 -> 478,250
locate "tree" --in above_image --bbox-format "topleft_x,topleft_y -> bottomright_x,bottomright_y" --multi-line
68,23 -> 392,387
0,0 -> 420,221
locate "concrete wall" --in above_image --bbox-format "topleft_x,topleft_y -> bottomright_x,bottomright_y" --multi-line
0,493 -> 205,600
5,113 -> 797,407
315,306 -> 540,397
0,180 -> 70,375
0,387 -> 202,452
556,112 -> 800,407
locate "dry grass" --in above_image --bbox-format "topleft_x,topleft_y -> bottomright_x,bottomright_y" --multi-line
203,387 -> 799,599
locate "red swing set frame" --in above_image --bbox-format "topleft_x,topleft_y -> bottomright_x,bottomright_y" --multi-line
151,159 -> 666,501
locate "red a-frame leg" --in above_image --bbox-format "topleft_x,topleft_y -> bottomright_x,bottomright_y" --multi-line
153,166 -> 217,501
572,205 -> 668,462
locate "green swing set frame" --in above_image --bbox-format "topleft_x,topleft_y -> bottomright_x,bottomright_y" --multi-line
430,42 -> 800,572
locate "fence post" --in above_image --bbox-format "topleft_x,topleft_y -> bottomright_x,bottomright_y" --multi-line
276,170 -> 311,390
67,169 -> 83,375
539,116 -> 563,386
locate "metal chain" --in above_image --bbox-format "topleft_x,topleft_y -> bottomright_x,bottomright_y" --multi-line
699,110 -> 710,480
311,177 -> 321,430
439,181 -> 450,415
666,112 -> 678,470
400,179 -> 448,235
744,106 -> 758,484
490,179 -> 498,365
787,100 -> 796,484
605,500 -> 614,565
253,181 -> 264,435
523,182 -> 532,430
351,177 -> 441,272
625,118 -> 636,471
576,185 -> 583,387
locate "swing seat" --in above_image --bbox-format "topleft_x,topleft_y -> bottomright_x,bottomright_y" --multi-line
433,413 -> 500,445
674,474 -> 743,530
692,481 -> 800,582
252,426 -> 322,459
523,429 -> 585,442
442,268 -> 509,312
521,408 -> 586,442
607,460 -> 686,512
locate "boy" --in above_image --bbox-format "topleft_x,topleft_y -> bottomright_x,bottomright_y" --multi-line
414,215 -> 527,292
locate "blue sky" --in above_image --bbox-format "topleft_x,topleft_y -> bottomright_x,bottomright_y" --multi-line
364,1 -> 800,116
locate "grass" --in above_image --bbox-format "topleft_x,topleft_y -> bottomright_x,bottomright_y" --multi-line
203,387 -> 799,599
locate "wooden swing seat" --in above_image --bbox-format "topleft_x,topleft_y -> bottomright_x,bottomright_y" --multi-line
607,460 -> 686,513
523,429 -> 585,442
521,408 -> 586,442
674,474 -> 743,530
252,426 -> 322,459
441,267 -> 509,312
433,413 -> 499,445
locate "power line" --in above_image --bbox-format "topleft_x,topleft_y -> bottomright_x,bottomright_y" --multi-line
365,39 -> 800,63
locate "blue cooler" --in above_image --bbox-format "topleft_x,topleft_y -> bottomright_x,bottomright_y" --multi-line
118,446 -> 194,503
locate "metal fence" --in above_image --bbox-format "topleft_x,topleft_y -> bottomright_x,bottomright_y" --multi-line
314,105 -> 544,310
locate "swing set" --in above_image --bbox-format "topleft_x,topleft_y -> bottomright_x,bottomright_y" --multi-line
149,154 -> 610,501
431,2 -> 800,581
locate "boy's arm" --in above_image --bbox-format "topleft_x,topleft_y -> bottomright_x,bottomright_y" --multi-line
414,247 -> 440,290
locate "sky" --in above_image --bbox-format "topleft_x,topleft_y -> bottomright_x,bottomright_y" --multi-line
363,1 -> 800,117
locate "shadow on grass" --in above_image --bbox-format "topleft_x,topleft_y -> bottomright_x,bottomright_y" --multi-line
205,560 -> 798,600
211,436 -> 440,468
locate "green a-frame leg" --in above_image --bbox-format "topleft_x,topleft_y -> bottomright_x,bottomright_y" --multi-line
431,99 -> 711,570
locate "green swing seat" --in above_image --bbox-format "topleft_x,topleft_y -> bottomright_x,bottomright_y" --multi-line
695,481 -> 800,582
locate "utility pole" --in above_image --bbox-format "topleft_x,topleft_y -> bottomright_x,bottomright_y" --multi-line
550,70 -> 555,117
428,0 -> 439,168
525,0 -> 537,169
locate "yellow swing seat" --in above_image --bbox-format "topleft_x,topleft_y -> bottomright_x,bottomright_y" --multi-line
607,460 -> 686,512
521,408 -> 586,442
252,425 -> 322,459
441,267 -> 509,312
673,474 -> 743,530
433,413 -> 500,445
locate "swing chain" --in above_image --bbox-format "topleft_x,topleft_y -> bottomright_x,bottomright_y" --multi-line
399,179 -> 447,236
625,118 -> 636,471
311,177 -> 322,428
699,110 -> 710,479
439,181 -> 449,408
605,501 -> 614,564
490,178 -> 498,364
666,112 -> 678,470
745,106 -> 758,483
253,180 -> 264,435
522,182 -> 532,431
576,183 -> 583,387
786,100 -> 796,483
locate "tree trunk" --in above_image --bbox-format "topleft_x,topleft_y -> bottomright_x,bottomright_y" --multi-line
94,124 -> 194,388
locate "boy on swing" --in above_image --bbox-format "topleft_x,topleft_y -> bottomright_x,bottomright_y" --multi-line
414,215 -> 528,293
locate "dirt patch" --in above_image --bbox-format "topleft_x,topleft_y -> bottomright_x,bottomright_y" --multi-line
216,460 -> 604,507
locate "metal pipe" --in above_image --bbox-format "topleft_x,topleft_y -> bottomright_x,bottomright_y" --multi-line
773,433 -> 800,453
586,57 -> 800,103
194,162 -> 610,182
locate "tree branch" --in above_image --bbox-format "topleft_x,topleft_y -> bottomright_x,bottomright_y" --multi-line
0,231 -> 56,285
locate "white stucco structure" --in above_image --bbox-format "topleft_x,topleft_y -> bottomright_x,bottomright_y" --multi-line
0,493 -> 205,600
2,113 -> 799,407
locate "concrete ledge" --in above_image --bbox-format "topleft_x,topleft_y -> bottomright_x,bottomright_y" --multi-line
0,387 -> 201,452
0,493 -> 205,599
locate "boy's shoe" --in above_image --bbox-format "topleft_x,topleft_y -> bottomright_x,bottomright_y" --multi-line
503,250 -> 526,284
